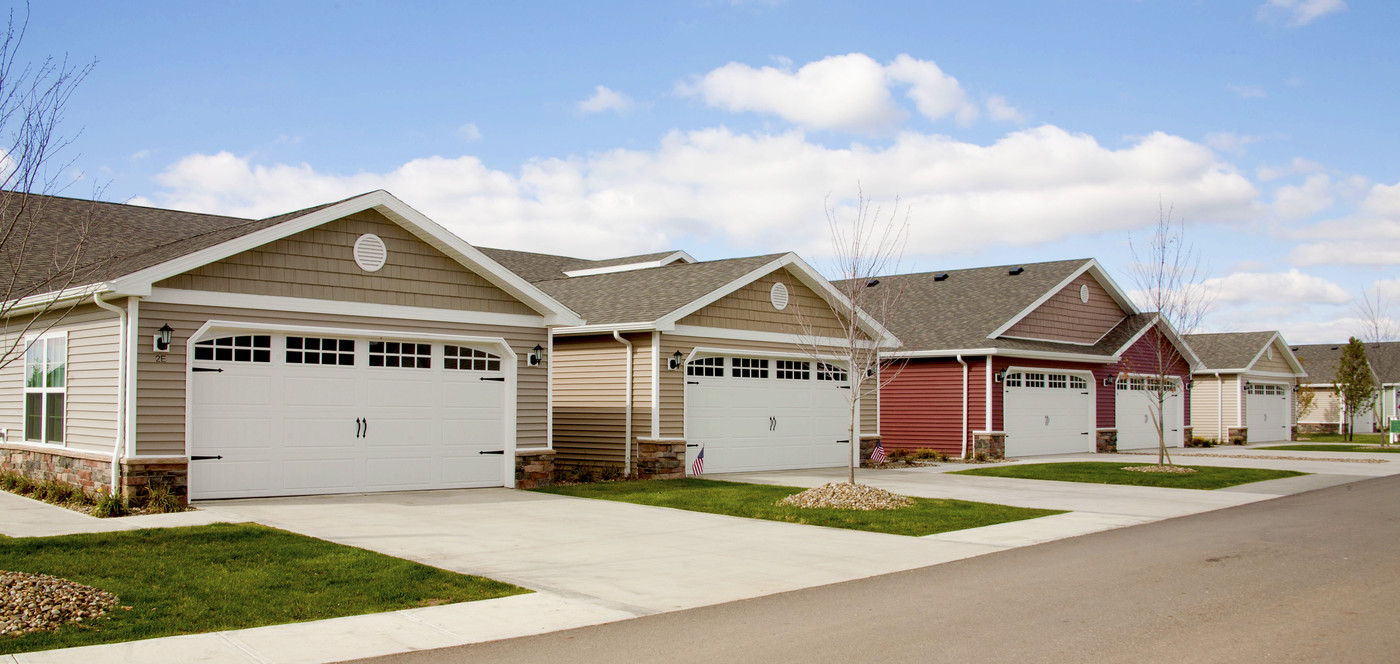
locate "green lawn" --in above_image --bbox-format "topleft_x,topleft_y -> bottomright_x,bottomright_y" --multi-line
533,478 -> 1062,537
952,462 -> 1304,490
1295,433 -> 1387,445
0,523 -> 527,654
1260,444 -> 1400,453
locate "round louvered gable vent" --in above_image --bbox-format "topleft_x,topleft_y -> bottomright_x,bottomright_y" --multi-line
1080,284 -> 1089,303
770,282 -> 789,310
353,234 -> 387,272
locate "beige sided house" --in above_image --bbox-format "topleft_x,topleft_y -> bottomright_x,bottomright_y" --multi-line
1289,342 -> 1384,435
481,248 -> 900,477
1184,331 -> 1306,444
0,190 -> 580,501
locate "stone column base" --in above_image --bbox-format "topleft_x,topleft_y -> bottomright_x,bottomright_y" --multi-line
122,457 -> 189,505
1095,428 -> 1118,453
0,443 -> 190,505
859,435 -> 882,467
971,431 -> 1005,460
635,438 -> 686,480
515,449 -> 555,489
1297,422 -> 1339,435
1228,427 -> 1248,445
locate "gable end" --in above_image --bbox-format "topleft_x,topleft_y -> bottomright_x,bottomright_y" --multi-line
1002,272 -> 1128,344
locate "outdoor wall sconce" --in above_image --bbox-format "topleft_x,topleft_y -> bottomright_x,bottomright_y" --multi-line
153,324 -> 174,353
1103,376 -> 1116,387
528,344 -> 545,366
994,370 -> 1005,383
668,350 -> 683,370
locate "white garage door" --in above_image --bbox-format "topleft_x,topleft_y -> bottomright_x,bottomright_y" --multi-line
685,355 -> 851,474
1003,371 -> 1094,456
189,329 -> 510,499
1115,376 -> 1184,450
1245,383 -> 1290,442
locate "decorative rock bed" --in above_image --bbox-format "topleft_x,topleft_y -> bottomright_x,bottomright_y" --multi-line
0,571 -> 119,637
778,482 -> 914,511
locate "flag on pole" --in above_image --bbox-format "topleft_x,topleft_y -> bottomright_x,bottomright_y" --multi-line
690,447 -> 705,476
870,440 -> 888,464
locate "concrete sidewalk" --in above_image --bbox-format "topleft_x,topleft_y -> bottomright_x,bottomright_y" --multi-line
2,449 -> 1393,664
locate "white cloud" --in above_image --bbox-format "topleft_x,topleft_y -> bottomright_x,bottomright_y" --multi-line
1271,173 -> 1335,219
1227,84 -> 1267,99
985,95 -> 1027,123
1288,180 -> 1400,265
579,85 -> 635,114
139,124 -> 1257,261
130,149 -> 153,161
1205,132 -> 1262,155
1257,157 -> 1324,181
1257,0 -> 1347,27
678,53 -> 981,132
458,123 -> 482,142
1203,269 -> 1351,306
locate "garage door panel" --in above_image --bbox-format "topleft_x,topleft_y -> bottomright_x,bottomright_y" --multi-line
189,331 -> 510,499
1003,371 -> 1093,457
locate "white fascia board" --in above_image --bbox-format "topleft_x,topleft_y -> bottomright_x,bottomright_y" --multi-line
561,251 -> 698,277
109,190 -> 582,326
670,324 -> 879,349
147,288 -> 548,329
986,259 -> 1140,341
2,282 -> 109,316
1245,370 -> 1309,379
552,321 -> 658,336
881,347 -> 1117,364
654,253 -> 900,348
1108,315 -> 1206,371
1240,332 -> 1308,377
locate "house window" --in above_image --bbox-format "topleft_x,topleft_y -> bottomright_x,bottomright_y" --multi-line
686,356 -> 724,377
1069,376 -> 1088,390
1024,373 -> 1046,388
23,335 -> 66,444
444,345 -> 500,371
732,357 -> 769,378
816,362 -> 848,382
369,341 -> 431,369
286,337 -> 355,366
1048,374 -> 1068,389
193,335 -> 271,363
1004,373 -> 1022,387
776,360 -> 810,380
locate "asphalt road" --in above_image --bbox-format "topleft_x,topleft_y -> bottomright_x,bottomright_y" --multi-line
352,475 -> 1400,664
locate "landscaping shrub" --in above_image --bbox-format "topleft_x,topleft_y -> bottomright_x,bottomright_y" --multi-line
140,486 -> 184,514
91,489 -> 128,519
887,449 -> 912,462
1186,437 -> 1216,448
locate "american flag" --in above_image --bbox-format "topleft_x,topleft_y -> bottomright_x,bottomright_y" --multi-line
690,447 -> 705,476
870,440 -> 888,464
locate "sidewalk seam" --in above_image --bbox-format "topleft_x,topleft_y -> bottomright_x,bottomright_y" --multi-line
216,632 -> 273,664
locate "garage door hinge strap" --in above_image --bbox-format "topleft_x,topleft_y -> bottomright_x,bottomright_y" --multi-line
192,367 -> 223,373
479,450 -> 505,455
687,380 -> 699,384
191,455 -> 223,461
837,439 -> 850,443
479,376 -> 505,382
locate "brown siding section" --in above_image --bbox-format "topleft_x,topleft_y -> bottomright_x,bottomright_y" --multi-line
0,304 -> 122,455
1252,340 -> 1295,374
1003,273 -> 1127,344
155,210 -> 535,316
677,268 -> 852,338
134,301 -> 548,457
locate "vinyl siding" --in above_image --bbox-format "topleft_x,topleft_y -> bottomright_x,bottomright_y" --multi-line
1252,340 -> 1295,374
1003,273 -> 1126,345
1105,326 -> 1193,428
551,334 -> 630,465
0,303 -> 122,455
677,268 -> 851,339
1299,386 -> 1342,424
1189,374 -> 1242,441
155,210 -> 535,316
878,357 -> 990,456
134,300 -> 547,457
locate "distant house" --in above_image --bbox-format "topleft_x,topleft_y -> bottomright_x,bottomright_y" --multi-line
1290,341 -> 1400,435
1185,332 -> 1307,443
866,259 -> 1198,459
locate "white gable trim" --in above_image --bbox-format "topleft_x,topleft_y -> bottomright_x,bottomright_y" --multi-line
653,253 -> 900,348
107,190 -> 582,326
986,260 -> 1140,340
1110,315 -> 1204,371
562,251 -> 697,277
1241,332 -> 1307,376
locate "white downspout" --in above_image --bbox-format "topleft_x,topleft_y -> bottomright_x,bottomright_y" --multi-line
125,297 -> 139,461
984,359 -> 992,431
1215,372 -> 1222,442
92,293 -> 126,494
546,330 -> 554,449
957,354 -> 968,458
650,332 -> 660,439
614,331 -> 633,475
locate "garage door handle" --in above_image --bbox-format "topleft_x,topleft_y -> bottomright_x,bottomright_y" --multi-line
480,376 -> 505,382
479,450 -> 505,455
191,455 -> 223,461
356,418 -> 363,438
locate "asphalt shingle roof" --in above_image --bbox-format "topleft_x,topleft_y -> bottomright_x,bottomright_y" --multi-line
481,247 -> 783,324
1290,341 -> 1400,384
1183,331 -> 1279,371
843,258 -> 1112,353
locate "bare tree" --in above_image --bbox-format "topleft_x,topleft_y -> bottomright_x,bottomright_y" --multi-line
0,5 -> 97,370
1124,203 -> 1213,466
1353,287 -> 1397,430
794,187 -> 908,485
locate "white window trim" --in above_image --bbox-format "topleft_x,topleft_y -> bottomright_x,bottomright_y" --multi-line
22,331 -> 68,447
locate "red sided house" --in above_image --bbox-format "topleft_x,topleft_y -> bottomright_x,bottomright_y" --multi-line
870,259 -> 1200,458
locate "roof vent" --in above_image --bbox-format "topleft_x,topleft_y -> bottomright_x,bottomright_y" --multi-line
1331,346 -> 1338,350
933,273 -> 949,281
353,234 -> 387,272
1008,267 -> 1025,276
770,282 -> 789,311
866,279 -> 880,287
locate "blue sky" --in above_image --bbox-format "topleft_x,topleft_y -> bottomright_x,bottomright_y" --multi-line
21,0 -> 1400,343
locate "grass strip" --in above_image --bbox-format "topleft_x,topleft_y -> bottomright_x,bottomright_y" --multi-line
1295,433 -> 1387,445
534,478 -> 1062,537
0,523 -> 527,654
952,462 -> 1303,490
1259,444 -> 1400,453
